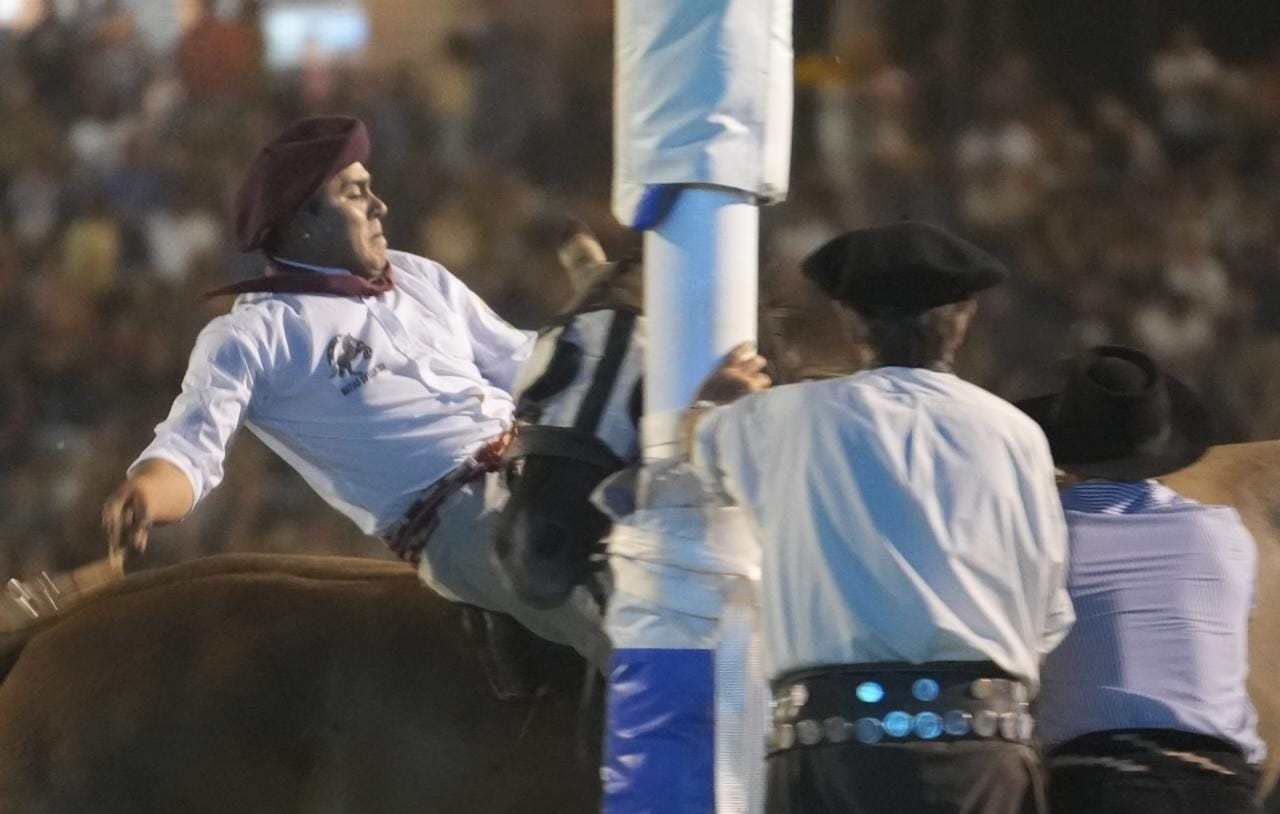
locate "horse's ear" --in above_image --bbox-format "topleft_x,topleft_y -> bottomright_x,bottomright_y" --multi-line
557,217 -> 608,295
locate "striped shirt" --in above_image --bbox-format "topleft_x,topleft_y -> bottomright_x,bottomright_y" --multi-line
1037,480 -> 1266,762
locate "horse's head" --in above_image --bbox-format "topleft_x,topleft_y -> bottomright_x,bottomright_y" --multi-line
494,249 -> 644,610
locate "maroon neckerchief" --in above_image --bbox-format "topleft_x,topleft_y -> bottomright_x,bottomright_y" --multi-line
201,262 -> 394,300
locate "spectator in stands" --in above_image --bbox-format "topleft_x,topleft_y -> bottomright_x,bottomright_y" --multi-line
177,0 -> 264,105
17,0 -> 79,124
1151,25 -> 1225,164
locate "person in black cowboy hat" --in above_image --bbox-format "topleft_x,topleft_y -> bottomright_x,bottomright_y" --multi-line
684,221 -> 1073,814
1017,345 -> 1266,814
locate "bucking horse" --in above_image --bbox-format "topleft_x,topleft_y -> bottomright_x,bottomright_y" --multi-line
0,236 -> 1277,811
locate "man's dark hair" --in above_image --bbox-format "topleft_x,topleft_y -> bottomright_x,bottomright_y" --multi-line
261,227 -> 288,258
861,301 -> 973,369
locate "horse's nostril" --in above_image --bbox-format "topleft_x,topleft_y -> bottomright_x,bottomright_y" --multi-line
496,516 -> 581,610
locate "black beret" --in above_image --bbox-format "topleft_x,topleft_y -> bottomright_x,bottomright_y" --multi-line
234,116 -> 371,252
800,221 -> 1010,317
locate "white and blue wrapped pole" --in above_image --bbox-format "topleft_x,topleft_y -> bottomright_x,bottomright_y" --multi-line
599,467 -> 767,814
605,0 -> 792,811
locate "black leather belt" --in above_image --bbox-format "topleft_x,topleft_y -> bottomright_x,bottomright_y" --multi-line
770,662 -> 1034,753
1049,729 -> 1256,779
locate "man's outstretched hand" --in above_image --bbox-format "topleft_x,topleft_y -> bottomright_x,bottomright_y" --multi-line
102,481 -> 156,564
102,459 -> 195,566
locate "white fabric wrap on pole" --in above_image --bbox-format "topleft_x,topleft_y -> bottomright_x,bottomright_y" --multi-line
600,464 -> 767,814
613,0 -> 793,455
612,0 -> 793,225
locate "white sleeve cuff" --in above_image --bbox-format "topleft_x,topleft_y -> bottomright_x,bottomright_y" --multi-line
126,451 -> 204,513
688,404 -> 732,497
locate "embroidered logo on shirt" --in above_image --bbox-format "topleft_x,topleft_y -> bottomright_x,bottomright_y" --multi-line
325,334 -> 386,395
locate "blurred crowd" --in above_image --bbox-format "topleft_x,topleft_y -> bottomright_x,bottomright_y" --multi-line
0,0 -> 1277,582
780,24 -> 1280,437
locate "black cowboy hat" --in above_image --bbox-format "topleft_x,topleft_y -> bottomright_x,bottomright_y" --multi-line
1014,345 -> 1210,481
801,221 -> 1010,317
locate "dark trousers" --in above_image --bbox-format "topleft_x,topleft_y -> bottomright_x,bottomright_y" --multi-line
1048,729 -> 1261,814
766,740 -> 1046,814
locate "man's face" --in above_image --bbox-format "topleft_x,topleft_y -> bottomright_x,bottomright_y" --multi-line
308,162 -> 389,277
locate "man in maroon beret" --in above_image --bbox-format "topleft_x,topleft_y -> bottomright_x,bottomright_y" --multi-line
101,116 -> 608,696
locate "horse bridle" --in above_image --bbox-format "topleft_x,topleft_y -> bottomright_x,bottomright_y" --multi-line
503,307 -> 640,476
502,425 -> 626,474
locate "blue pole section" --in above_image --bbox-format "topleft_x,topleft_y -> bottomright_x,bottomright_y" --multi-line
602,648 -> 716,813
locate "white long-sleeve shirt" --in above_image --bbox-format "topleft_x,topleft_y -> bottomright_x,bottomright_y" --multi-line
131,250 -> 534,534
690,367 -> 1074,689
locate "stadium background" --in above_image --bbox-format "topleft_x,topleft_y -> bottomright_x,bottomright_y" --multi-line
0,0 -> 1277,582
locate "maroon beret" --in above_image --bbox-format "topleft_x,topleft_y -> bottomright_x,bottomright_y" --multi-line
233,116 -> 371,252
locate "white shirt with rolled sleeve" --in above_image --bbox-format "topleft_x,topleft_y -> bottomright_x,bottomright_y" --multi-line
130,250 -> 534,535
689,366 -> 1074,689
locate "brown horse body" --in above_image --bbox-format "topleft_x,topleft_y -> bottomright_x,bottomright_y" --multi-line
0,555 -> 599,813
1162,440 -> 1280,800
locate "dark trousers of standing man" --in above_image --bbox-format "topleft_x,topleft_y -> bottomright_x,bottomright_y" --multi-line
1048,729 -> 1262,814
767,740 -> 1045,814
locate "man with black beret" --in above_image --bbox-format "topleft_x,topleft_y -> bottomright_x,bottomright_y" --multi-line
683,221 -> 1072,813
1017,345 -> 1266,814
101,116 -> 610,694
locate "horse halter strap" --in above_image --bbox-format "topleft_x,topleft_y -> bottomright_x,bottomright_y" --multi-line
503,425 -> 626,473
